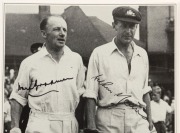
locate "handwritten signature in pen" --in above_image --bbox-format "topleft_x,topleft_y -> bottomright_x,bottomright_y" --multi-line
123,99 -> 147,120
92,74 -> 147,120
92,74 -> 114,95
18,77 -> 73,97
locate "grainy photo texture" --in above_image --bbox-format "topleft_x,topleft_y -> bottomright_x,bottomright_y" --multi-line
3,4 -> 175,133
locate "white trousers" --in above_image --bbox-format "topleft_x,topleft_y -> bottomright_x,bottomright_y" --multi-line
96,104 -> 150,133
25,110 -> 78,133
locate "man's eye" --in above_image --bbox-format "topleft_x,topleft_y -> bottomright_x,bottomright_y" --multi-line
63,28 -> 67,32
53,28 -> 60,31
130,25 -> 136,29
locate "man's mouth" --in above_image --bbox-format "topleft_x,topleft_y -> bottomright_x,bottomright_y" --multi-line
57,38 -> 65,42
124,36 -> 132,38
124,36 -> 132,39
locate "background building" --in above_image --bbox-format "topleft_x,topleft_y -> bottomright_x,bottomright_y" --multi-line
139,6 -> 174,95
5,5 -> 174,95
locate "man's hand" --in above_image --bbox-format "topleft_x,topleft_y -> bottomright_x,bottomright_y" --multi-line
84,129 -> 99,133
10,127 -> 21,133
149,121 -> 154,131
85,99 -> 97,130
9,99 -> 23,129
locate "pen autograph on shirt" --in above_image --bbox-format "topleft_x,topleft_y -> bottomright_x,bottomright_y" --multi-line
92,74 -> 147,120
123,100 -> 147,120
92,74 -> 114,94
18,77 -> 73,97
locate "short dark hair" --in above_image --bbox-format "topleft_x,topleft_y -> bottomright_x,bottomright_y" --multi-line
40,15 -> 66,31
30,43 -> 43,53
40,16 -> 50,31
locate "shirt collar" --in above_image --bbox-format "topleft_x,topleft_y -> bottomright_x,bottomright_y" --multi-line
109,38 -> 143,57
39,43 -> 72,57
108,38 -> 119,54
131,41 -> 143,57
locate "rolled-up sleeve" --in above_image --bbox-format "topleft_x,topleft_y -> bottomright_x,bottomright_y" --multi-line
143,86 -> 152,95
76,55 -> 86,96
83,50 -> 99,102
143,52 -> 152,94
9,60 -> 30,106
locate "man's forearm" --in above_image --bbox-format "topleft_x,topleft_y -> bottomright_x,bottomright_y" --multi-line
143,93 -> 153,131
85,98 -> 97,129
10,99 -> 23,128
143,93 -> 152,122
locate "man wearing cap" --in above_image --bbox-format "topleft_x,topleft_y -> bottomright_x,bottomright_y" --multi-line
9,15 -> 85,133
83,6 -> 153,133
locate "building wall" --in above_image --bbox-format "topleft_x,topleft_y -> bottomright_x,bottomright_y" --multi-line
147,6 -> 169,52
139,6 -> 174,90
139,6 -> 148,50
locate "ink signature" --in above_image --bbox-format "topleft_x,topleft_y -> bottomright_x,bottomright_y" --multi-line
92,74 -> 114,94
18,77 -> 73,97
28,90 -> 59,97
123,100 -> 147,120
92,74 -> 147,119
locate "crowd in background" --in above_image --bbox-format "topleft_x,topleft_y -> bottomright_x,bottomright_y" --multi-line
149,80 -> 175,133
4,67 -> 15,133
4,67 -> 175,133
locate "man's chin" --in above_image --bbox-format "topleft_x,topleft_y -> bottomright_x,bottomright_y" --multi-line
123,39 -> 132,44
57,42 -> 65,47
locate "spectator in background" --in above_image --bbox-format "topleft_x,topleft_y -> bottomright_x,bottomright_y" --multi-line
171,97 -> 175,113
30,42 -> 43,53
148,78 -> 154,88
4,81 -> 12,98
9,69 -> 15,81
5,67 -> 10,77
165,90 -> 172,105
170,97 -> 175,133
151,85 -> 173,133
4,89 -> 11,133
5,67 -> 15,97
163,95 -> 170,104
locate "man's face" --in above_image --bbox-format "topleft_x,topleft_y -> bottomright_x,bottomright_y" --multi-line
43,16 -> 67,49
113,21 -> 137,45
152,89 -> 161,102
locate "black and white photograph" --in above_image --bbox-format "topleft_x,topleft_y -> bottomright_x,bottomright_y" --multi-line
2,3 -> 177,133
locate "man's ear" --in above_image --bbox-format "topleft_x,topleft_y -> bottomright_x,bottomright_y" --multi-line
112,22 -> 115,29
112,22 -> 118,31
41,30 -> 47,38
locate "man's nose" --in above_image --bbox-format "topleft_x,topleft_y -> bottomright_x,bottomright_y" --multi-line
125,26 -> 132,33
59,29 -> 65,37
